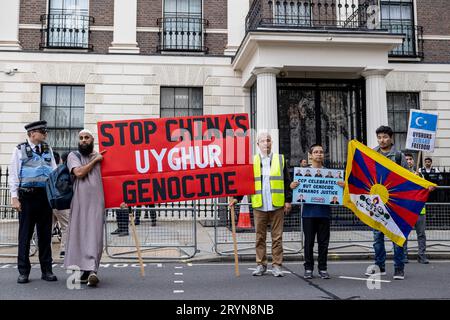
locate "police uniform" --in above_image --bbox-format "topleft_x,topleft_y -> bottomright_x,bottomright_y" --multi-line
8,120 -> 58,283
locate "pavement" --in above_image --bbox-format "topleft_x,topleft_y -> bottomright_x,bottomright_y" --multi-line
2,221 -> 450,300
1,261 -> 450,300
2,220 -> 450,264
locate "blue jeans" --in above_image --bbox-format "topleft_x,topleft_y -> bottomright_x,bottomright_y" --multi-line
373,230 -> 405,270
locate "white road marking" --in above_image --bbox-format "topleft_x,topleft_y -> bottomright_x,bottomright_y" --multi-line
174,272 -> 183,275
175,266 -> 183,269
339,276 -> 391,283
157,263 -> 162,268
173,290 -> 184,293
174,280 -> 184,284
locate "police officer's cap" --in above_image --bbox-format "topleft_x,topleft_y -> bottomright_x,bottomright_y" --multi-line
24,120 -> 47,132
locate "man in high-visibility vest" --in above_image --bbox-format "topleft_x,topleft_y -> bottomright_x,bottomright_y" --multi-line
230,132 -> 292,277
404,153 -> 430,264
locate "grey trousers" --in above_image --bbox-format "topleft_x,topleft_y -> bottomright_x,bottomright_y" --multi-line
404,215 -> 427,259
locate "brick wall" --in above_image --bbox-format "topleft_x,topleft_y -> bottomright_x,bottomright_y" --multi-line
204,0 -> 227,29
137,0 -> 161,28
416,0 -> 450,36
20,0 -> 46,24
90,31 -> 113,53
205,33 -> 227,55
90,0 -> 114,26
422,40 -> 450,64
137,32 -> 159,54
18,29 -> 41,50
416,1 -> 450,63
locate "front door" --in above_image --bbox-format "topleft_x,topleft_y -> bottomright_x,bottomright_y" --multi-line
277,79 -> 366,168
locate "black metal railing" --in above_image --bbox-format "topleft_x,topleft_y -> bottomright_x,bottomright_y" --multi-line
246,0 -> 381,32
157,17 -> 208,52
381,22 -> 424,59
40,13 -> 94,50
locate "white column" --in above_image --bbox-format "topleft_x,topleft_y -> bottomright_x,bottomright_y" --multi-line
362,69 -> 392,148
0,0 -> 22,50
224,0 -> 249,56
253,67 -> 280,153
109,0 -> 139,54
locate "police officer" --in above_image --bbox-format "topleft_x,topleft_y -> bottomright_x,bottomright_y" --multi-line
9,120 -> 58,283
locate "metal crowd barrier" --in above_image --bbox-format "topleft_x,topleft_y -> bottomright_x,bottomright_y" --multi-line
104,202 -> 197,260
213,199 -> 303,256
0,204 -> 38,257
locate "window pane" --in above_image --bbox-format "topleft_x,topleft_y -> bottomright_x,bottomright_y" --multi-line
161,108 -> 175,118
190,88 -> 203,109
70,129 -> 80,149
50,0 -> 63,11
42,106 -> 56,127
175,108 -> 189,117
57,86 -> 71,106
71,107 -> 84,127
191,0 -> 201,14
161,88 -> 174,109
189,108 -> 202,116
387,92 -> 419,151
54,129 -> 71,149
42,86 -> 56,107
56,107 -> 71,127
160,87 -> 203,118
175,88 -> 189,109
165,0 -> 177,14
178,0 -> 189,14
71,86 -> 85,106
41,85 -> 85,154
46,130 -> 57,148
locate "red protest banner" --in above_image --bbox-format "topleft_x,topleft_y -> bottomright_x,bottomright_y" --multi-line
97,114 -> 255,208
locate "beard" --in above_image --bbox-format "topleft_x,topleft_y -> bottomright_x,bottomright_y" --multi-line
78,142 -> 94,156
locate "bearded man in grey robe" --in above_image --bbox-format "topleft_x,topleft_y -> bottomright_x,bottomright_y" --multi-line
64,129 -> 105,287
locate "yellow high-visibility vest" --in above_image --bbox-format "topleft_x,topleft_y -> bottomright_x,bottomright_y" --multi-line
251,153 -> 285,208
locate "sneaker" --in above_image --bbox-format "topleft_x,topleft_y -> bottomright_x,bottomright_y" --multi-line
87,272 -> 99,287
318,270 -> 331,279
151,221 -> 157,227
17,274 -> 29,284
110,228 -> 120,235
271,266 -> 284,277
118,231 -> 129,237
59,251 -> 65,258
418,257 -> 429,264
252,265 -> 267,276
365,266 -> 386,276
393,268 -> 405,280
304,270 -> 313,279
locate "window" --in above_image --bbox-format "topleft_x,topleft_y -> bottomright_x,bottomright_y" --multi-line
46,0 -> 91,49
161,0 -> 203,51
380,0 -> 417,56
160,87 -> 203,117
41,85 -> 85,154
387,92 -> 420,151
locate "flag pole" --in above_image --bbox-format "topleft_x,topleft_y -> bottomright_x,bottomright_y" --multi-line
130,209 -> 145,277
416,151 -> 422,174
229,200 -> 240,277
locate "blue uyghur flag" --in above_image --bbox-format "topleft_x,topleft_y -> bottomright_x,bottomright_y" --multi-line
410,111 -> 438,132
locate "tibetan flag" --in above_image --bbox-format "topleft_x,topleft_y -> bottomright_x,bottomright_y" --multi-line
343,140 -> 436,247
